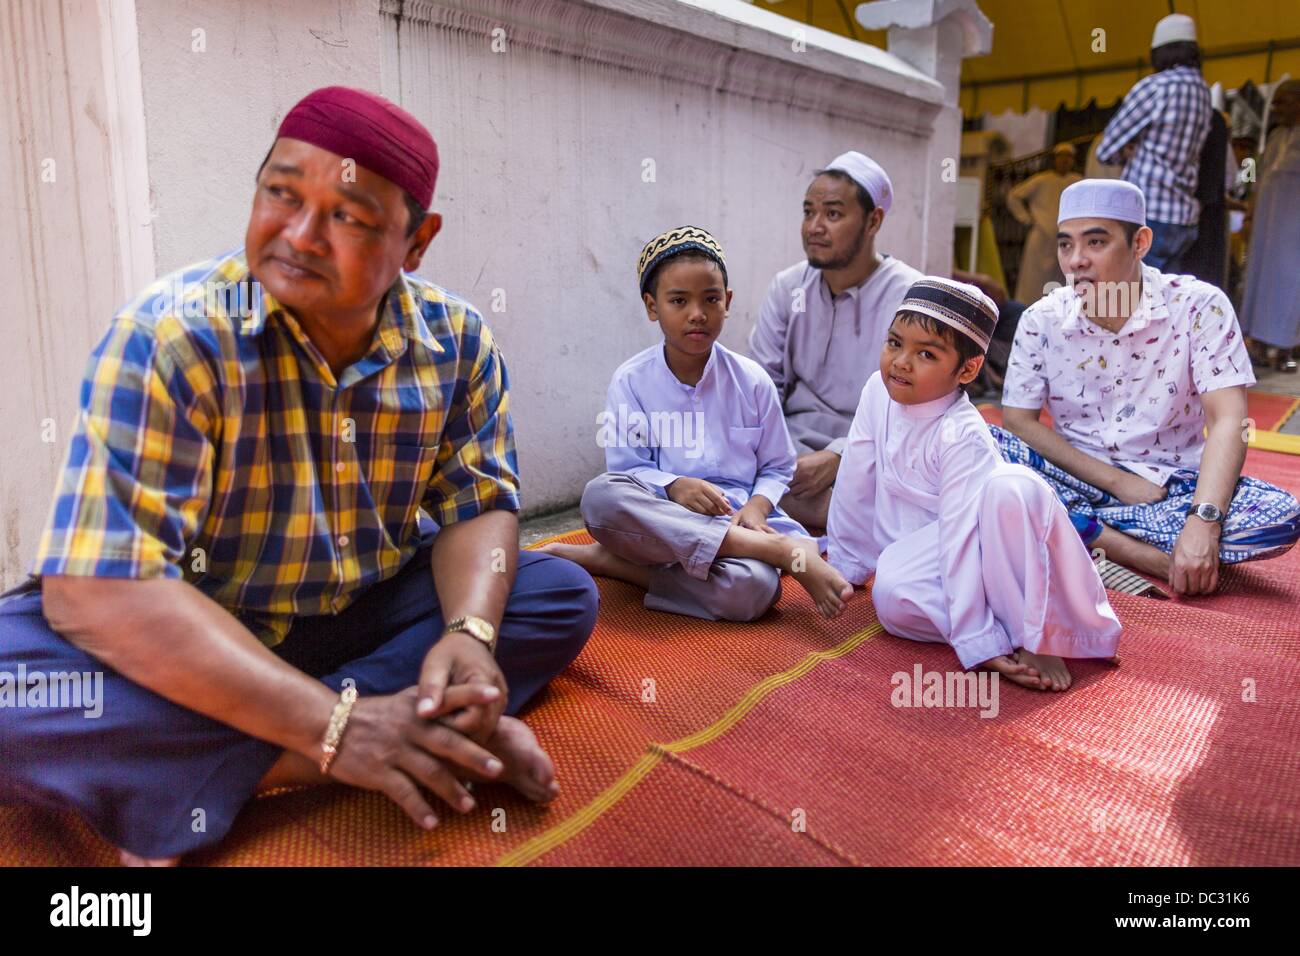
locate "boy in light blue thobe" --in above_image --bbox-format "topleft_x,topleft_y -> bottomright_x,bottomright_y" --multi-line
543,226 -> 852,621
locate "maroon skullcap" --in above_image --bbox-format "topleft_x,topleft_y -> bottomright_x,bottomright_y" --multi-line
276,86 -> 439,209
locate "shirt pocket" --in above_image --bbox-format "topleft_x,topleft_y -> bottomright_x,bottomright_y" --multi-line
370,440 -> 440,540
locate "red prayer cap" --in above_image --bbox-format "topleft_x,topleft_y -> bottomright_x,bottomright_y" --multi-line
275,86 -> 439,210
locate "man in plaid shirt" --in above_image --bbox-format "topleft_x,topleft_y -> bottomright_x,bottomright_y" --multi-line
1096,14 -> 1211,273
0,88 -> 598,864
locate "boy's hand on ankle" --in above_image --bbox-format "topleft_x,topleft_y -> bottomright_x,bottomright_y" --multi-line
730,496 -> 773,530
788,450 -> 840,498
1112,472 -> 1168,506
667,477 -> 734,517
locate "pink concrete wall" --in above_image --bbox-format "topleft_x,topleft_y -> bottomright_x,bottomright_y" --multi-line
0,0 -> 954,587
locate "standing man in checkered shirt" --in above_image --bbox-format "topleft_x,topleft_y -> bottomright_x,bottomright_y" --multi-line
1096,14 -> 1212,274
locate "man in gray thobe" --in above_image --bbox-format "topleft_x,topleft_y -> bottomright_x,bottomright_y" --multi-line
749,151 -> 922,529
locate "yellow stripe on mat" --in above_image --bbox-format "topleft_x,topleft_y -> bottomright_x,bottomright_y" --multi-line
1248,429 -> 1300,456
495,623 -> 882,866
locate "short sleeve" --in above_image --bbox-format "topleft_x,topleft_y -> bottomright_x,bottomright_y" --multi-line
1188,288 -> 1256,395
1000,302 -> 1050,410
425,311 -> 523,524
32,320 -> 216,579
1096,76 -> 1159,163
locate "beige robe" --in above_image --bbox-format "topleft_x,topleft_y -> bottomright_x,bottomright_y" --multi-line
1006,170 -> 1082,303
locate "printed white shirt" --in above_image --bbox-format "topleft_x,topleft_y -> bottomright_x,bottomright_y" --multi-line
1002,264 -> 1255,485
600,342 -> 796,508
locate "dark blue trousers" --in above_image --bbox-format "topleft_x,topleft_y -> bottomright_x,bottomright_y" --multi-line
0,537 -> 597,858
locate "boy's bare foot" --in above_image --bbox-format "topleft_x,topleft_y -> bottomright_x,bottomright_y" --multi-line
539,541 -> 649,588
979,653 -> 1047,690
786,542 -> 852,618
1014,649 -> 1072,691
119,850 -> 180,867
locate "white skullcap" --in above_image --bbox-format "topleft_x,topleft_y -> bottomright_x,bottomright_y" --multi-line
1152,13 -> 1196,49
1058,179 -> 1147,226
822,151 -> 893,214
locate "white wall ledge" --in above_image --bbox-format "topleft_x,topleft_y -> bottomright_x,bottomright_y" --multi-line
382,0 -> 944,134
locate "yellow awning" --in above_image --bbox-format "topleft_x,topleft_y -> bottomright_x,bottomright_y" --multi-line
752,0 -> 1300,115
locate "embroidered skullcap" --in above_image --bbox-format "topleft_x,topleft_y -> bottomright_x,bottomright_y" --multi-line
637,226 -> 728,295
896,277 -> 1000,353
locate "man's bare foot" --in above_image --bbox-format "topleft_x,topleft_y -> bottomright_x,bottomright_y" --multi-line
456,715 -> 560,803
1014,649 -> 1072,691
979,653 -> 1047,690
786,542 -> 852,618
119,849 -> 179,867
539,541 -> 650,588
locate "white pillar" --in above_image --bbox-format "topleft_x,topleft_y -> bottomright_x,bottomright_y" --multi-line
856,0 -> 992,274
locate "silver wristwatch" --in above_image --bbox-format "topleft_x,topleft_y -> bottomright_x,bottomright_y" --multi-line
1189,502 -> 1224,524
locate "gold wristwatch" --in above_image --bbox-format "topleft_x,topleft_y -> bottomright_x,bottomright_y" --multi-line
443,615 -> 497,655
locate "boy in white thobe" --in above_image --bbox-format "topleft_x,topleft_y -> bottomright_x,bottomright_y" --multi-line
545,227 -> 853,622
827,277 -> 1121,691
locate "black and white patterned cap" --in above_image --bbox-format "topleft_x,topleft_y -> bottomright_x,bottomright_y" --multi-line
896,277 -> 1000,352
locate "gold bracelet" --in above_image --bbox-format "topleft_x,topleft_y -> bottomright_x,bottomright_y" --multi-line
319,685 -> 358,776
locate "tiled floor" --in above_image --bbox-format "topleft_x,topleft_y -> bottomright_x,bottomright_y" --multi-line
1253,365 -> 1300,435
519,506 -> 583,546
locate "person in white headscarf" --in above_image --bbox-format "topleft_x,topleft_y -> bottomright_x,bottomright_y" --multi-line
748,151 -> 922,530
1006,143 -> 1083,302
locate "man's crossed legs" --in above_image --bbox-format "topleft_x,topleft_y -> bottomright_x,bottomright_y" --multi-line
0,534 -> 597,863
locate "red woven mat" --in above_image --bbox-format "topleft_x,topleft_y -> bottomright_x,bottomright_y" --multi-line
541,593 -> 1300,866
5,504 -> 1299,865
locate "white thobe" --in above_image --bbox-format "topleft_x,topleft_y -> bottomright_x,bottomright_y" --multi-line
749,255 -> 922,455
600,342 -> 800,526
584,342 -> 805,621
827,372 -> 1121,668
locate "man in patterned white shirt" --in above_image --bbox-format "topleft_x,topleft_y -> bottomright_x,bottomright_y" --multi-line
991,179 -> 1300,596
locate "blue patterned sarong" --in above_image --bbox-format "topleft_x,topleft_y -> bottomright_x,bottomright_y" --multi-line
990,425 -> 1300,564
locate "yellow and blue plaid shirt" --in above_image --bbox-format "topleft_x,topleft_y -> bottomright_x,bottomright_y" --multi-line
32,248 -> 521,647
